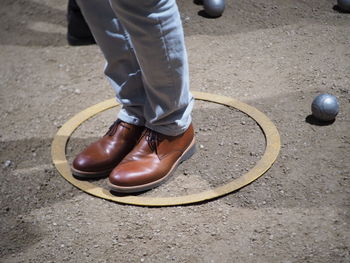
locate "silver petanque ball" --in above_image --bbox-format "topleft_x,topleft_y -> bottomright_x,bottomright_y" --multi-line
203,0 -> 225,18
311,94 -> 340,121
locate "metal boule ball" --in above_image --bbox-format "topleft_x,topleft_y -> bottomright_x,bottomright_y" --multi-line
337,0 -> 350,12
203,0 -> 225,18
311,94 -> 340,122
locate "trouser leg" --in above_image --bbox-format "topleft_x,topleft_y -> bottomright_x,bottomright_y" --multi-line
76,0 -> 146,126
109,0 -> 193,136
77,0 -> 193,135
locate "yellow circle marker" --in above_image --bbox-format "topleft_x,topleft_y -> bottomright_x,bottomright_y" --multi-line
51,92 -> 281,206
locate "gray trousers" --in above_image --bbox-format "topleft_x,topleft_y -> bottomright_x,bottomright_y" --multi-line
76,0 -> 193,136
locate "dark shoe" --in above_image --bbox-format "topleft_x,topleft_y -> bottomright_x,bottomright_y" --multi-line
72,120 -> 144,179
67,0 -> 96,46
67,34 -> 96,46
109,124 -> 196,193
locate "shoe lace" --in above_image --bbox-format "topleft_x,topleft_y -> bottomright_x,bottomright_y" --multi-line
144,129 -> 160,155
105,119 -> 122,136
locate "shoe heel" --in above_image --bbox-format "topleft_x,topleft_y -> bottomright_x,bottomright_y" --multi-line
180,143 -> 196,163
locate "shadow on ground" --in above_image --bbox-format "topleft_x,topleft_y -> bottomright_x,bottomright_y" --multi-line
0,0 -> 67,47
0,0 -> 346,47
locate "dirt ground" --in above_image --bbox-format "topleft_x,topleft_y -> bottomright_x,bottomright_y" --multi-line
0,0 -> 349,262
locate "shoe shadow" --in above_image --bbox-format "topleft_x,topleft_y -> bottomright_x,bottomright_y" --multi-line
109,190 -> 149,197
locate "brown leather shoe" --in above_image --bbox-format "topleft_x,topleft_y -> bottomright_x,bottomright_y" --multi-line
108,124 -> 196,193
71,120 -> 144,179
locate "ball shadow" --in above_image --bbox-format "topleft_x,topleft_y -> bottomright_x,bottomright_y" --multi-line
197,10 -> 222,19
193,0 -> 203,5
333,5 -> 350,13
305,115 -> 335,126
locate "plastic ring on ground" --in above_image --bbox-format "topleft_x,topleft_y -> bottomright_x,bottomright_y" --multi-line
51,91 -> 281,206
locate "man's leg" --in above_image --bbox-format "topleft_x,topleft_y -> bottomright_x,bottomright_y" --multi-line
108,0 -> 195,192
72,0 -> 195,190
72,0 -> 145,178
76,0 -> 146,126
109,0 -> 194,136
75,0 -> 193,135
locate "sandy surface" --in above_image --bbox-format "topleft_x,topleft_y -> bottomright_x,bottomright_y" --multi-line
1,0 -> 349,262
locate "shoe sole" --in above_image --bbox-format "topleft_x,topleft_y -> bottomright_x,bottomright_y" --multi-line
71,167 -> 112,179
108,138 -> 196,193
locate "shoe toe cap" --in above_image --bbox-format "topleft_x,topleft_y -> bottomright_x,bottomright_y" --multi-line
109,168 -> 133,187
109,164 -> 151,187
72,155 -> 95,172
